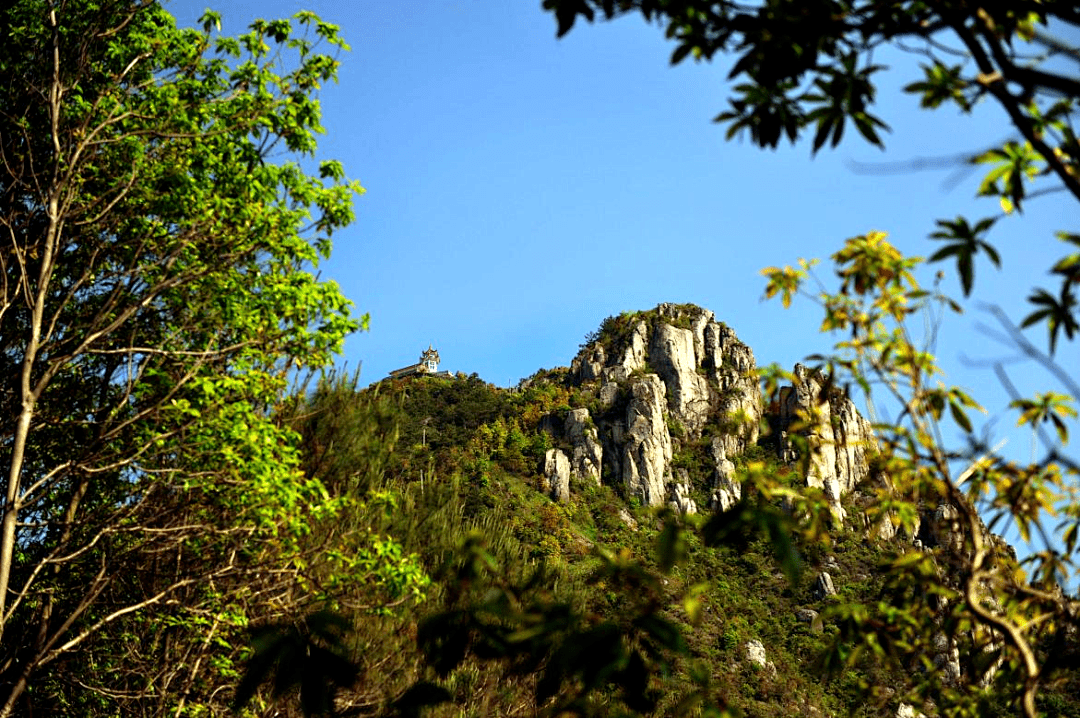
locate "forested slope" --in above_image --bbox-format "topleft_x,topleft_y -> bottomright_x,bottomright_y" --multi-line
279,303 -> 1080,717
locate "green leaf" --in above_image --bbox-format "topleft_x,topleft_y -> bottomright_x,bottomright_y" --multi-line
949,399 -> 973,433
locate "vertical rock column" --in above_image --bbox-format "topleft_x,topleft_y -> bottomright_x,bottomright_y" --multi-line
565,408 -> 602,487
648,323 -> 711,435
622,374 -> 673,506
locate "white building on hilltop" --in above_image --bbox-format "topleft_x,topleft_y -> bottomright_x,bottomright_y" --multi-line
388,345 -> 454,379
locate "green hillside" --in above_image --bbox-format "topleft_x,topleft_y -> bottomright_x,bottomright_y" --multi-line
273,304 -> 1080,718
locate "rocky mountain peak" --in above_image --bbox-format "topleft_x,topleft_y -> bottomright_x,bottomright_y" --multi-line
549,304 -> 876,520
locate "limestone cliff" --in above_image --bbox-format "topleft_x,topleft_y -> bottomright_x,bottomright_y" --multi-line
554,302 -> 883,519
566,304 -> 766,508
776,363 -> 878,521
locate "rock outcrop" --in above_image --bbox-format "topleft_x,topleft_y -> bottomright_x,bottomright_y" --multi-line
542,448 -> 570,503
564,408 -> 602,487
744,639 -> 778,677
778,363 -> 876,521
622,373 -> 673,506
709,438 -> 741,512
648,321 -> 711,434
704,320 -> 762,458
565,304 -> 768,509
814,571 -> 837,599
670,469 -> 699,515
552,305 -> 879,520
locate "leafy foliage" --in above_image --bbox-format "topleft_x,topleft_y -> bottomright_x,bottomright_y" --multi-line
543,0 -> 1080,349
0,3 -> 429,715
542,3 -> 1080,715
762,234 -> 1080,716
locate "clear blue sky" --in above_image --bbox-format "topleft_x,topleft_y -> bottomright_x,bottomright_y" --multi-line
166,2 -> 1076,462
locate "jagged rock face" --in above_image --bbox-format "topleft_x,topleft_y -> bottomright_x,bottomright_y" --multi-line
925,503 -> 964,552
572,344 -> 606,383
622,374 -> 672,506
703,321 -> 762,457
565,408 -> 602,487
932,631 -> 962,685
620,320 -> 649,372
557,305 -> 882,521
779,363 -> 875,518
649,322 -> 711,434
710,438 -> 741,512
670,469 -> 698,515
543,449 -> 571,503
850,486 -> 905,541
564,304 -> 767,511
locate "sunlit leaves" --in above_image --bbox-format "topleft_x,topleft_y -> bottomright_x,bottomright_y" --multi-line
757,229 -> 1080,716
1050,231 -> 1080,283
976,141 -> 1042,213
903,62 -> 974,111
1010,392 -> 1077,445
832,231 -> 919,296
0,2 -> 370,712
919,386 -> 984,433
761,260 -> 812,307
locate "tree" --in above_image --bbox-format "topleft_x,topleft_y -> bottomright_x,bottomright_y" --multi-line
0,1 -> 396,713
542,2 -> 1080,716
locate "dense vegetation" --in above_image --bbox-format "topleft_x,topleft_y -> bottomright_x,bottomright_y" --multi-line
3,1 -> 1079,716
541,4 -> 1080,718
272,361 -> 1079,717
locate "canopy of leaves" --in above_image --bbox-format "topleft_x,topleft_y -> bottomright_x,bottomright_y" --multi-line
0,2 -> 416,714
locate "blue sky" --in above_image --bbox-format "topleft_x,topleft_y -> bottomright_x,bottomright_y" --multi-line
167,1 -> 1076,461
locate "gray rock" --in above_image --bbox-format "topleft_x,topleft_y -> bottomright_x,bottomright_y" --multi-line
814,571 -> 837,599
744,639 -> 777,677
932,632 -> 961,684
794,608 -> 816,630
669,471 -> 698,515
779,364 -> 875,519
649,322 -> 711,434
622,374 -> 673,506
704,320 -> 762,456
896,704 -> 924,718
599,381 -> 620,409
929,503 -> 963,552
543,448 -> 571,503
562,306 -> 874,526
602,365 -> 629,384
709,438 -> 741,512
565,408 -> 602,487
619,320 -> 649,372
745,639 -> 769,667
572,343 -> 605,383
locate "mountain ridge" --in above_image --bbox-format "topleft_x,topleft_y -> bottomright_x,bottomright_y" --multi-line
333,301 -> 1076,717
